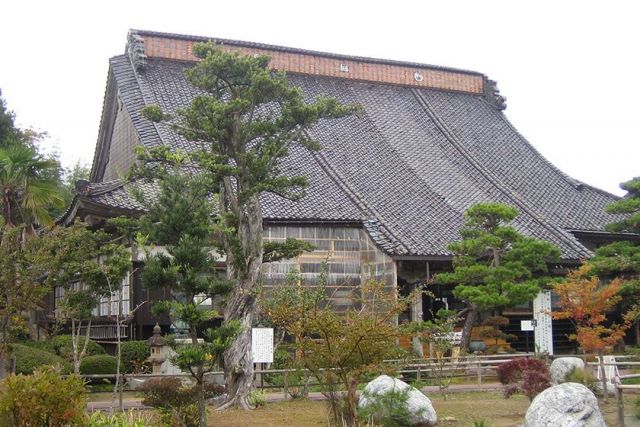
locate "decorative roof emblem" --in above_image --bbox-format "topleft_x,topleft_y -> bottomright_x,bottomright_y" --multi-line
414,72 -> 424,82
126,30 -> 147,71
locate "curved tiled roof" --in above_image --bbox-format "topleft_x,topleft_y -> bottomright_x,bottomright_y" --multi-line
81,39 -> 627,259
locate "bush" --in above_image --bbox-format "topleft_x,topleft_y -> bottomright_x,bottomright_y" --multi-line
0,366 -> 87,426
564,367 -> 600,396
49,334 -> 105,360
139,377 -> 199,427
80,354 -> 118,375
11,343 -> 71,375
119,340 -> 150,374
89,409 -> 153,427
265,346 -> 311,398
248,389 -> 267,408
496,357 -> 552,401
357,388 -> 417,427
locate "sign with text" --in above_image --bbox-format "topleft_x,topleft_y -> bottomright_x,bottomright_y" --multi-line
520,320 -> 534,331
533,290 -> 554,355
251,327 -> 274,363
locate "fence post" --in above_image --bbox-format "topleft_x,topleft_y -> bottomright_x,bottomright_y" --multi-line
417,365 -> 421,381
615,379 -> 625,427
283,369 -> 289,400
477,359 -> 482,385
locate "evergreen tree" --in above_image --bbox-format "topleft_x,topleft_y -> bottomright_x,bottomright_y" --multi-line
589,176 -> 640,344
435,203 -> 560,348
606,177 -> 640,234
0,90 -> 21,149
0,221 -> 49,378
37,222 -> 130,374
0,89 -> 64,228
137,170 -> 237,426
139,42 -> 358,408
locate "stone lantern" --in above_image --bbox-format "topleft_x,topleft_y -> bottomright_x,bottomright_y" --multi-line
147,323 -> 166,374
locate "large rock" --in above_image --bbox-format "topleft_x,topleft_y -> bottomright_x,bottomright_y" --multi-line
524,382 -> 605,427
550,357 -> 585,384
358,375 -> 437,426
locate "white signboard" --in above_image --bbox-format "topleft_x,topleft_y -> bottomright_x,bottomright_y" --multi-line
251,328 -> 274,363
533,290 -> 554,355
520,320 -> 534,331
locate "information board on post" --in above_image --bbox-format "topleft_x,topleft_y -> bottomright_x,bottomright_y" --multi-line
251,327 -> 274,364
520,320 -> 534,331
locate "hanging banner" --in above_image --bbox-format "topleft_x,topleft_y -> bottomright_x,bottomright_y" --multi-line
533,290 -> 554,355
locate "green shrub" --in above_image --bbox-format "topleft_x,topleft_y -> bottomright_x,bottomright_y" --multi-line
80,354 -> 118,375
0,366 -> 87,426
624,345 -> 640,357
139,377 -> 199,427
358,388 -> 420,426
248,389 -> 267,408
119,340 -> 150,374
264,346 -> 311,399
11,343 -> 71,375
565,367 -> 600,396
49,334 -> 105,360
89,409 -> 153,426
635,397 -> 640,420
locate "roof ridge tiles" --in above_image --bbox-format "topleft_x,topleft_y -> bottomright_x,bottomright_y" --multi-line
130,29 -> 486,78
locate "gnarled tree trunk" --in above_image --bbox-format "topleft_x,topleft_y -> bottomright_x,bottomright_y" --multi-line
460,304 -> 479,350
220,190 -> 263,409
221,292 -> 256,409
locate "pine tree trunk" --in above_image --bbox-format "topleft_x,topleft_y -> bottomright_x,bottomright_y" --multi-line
0,350 -> 8,379
221,289 -> 256,409
460,304 -> 478,350
198,379 -> 207,427
220,190 -> 263,409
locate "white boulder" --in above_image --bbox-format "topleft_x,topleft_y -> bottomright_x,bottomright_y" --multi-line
524,382 -> 605,427
550,357 -> 585,384
358,375 -> 437,427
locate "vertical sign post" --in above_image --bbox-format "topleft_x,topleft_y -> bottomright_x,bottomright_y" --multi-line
533,290 -> 553,355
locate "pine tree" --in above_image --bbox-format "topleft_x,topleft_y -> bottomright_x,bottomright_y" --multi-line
435,203 -> 560,348
589,176 -> 640,344
139,42 -> 358,408
606,177 -> 640,234
137,170 -> 237,426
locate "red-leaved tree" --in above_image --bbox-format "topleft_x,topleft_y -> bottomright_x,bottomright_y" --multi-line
496,357 -> 551,401
551,264 -> 639,396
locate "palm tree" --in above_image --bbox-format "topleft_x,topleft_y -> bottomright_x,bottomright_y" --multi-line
0,144 -> 65,228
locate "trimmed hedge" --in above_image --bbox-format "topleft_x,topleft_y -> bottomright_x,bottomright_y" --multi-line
80,354 -> 117,375
11,344 -> 71,375
120,340 -> 150,374
49,335 -> 105,360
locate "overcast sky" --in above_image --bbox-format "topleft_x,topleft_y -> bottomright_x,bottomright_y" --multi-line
1,1 -> 638,195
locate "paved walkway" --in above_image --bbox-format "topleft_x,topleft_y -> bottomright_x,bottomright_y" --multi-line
88,382 -> 503,411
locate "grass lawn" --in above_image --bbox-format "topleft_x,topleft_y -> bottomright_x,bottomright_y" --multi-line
207,391 -> 640,426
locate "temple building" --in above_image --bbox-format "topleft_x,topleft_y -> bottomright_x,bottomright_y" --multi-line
56,29 -> 636,352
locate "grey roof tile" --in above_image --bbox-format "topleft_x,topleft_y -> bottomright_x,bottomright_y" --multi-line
84,55 -> 625,259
